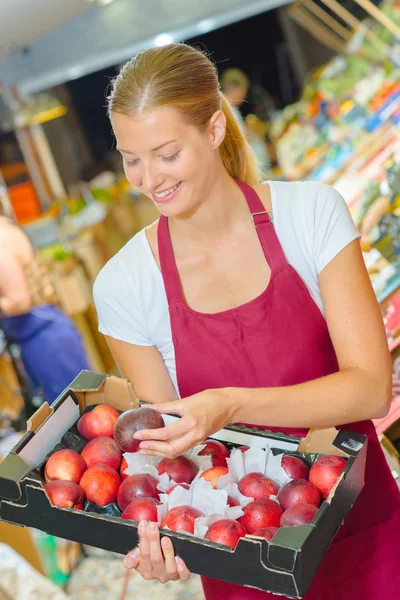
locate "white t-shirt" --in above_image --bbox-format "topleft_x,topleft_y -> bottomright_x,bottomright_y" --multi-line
94,181 -> 360,395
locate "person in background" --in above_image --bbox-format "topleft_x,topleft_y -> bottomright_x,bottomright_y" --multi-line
94,44 -> 399,600
220,68 -> 274,173
0,209 -> 91,406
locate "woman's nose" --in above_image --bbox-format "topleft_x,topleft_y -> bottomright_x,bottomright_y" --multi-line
142,163 -> 164,192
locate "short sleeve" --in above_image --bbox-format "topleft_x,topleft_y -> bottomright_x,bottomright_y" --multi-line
93,252 -> 153,347
312,183 -> 360,274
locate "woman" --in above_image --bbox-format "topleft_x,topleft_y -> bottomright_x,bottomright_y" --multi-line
93,44 -> 400,599
0,214 -> 91,406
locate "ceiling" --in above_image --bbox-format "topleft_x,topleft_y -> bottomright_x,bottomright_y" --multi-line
0,0 -> 92,54
0,0 -> 292,93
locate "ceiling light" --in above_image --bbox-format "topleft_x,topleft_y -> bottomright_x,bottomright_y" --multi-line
97,0 -> 116,5
154,33 -> 174,47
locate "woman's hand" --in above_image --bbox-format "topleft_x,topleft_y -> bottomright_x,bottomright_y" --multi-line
123,520 -> 191,582
134,389 -> 235,457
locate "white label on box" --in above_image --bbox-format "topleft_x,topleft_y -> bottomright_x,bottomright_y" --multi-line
18,396 -> 80,468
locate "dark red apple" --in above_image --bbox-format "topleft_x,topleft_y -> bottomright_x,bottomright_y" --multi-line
120,457 -> 129,481
281,455 -> 309,480
309,455 -> 347,500
161,506 -> 204,534
121,497 -> 161,522
278,478 -> 320,511
200,466 -> 229,488
238,472 -> 279,500
227,495 -> 240,507
44,449 -> 86,484
157,456 -> 198,484
113,407 -> 165,453
280,503 -> 318,527
77,404 -> 119,441
238,499 -> 283,534
79,464 -> 120,506
117,474 -> 159,511
205,519 -> 247,550
198,440 -> 230,467
165,482 -> 191,495
44,480 -> 84,509
80,436 -> 122,470
250,526 -> 279,541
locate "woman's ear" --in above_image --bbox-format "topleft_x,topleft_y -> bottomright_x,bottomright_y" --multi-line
208,110 -> 226,149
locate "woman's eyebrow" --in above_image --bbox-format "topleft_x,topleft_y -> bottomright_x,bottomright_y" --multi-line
117,140 -> 178,154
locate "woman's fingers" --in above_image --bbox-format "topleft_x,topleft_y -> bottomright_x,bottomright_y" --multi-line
123,547 -> 140,570
176,556 -> 191,581
137,520 -> 153,579
148,522 -> 175,582
161,536 -> 179,578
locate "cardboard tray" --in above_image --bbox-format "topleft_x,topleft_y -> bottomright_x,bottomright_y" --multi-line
0,371 -> 368,598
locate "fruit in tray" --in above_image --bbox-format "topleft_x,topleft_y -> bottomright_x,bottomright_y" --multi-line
121,497 -> 161,522
281,455 -> 309,480
238,473 -> 279,500
161,506 -> 204,534
200,466 -> 229,488
80,436 -> 122,470
117,474 -> 160,511
79,464 -> 121,507
309,455 -> 346,499
114,407 -> 165,452
44,449 -> 86,484
280,503 -> 319,527
41,403 -> 350,552
277,478 -> 321,510
77,405 -> 120,441
198,439 -> 230,467
238,499 -> 283,534
157,455 -> 199,484
205,519 -> 247,550
43,480 -> 84,509
250,526 -> 279,541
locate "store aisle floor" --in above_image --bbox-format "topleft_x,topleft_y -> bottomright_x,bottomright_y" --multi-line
66,549 -> 204,599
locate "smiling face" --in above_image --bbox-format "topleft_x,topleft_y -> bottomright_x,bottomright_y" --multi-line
111,106 -> 226,217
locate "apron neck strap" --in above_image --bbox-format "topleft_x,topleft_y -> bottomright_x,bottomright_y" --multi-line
157,179 -> 289,305
234,179 -> 287,272
157,216 -> 183,305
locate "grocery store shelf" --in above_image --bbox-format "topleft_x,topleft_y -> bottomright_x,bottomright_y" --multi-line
377,273 -> 400,305
389,336 -> 400,353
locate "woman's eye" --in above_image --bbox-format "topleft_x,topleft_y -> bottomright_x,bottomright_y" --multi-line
162,152 -> 180,162
125,158 -> 139,167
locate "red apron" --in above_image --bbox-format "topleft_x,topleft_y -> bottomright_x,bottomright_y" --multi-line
157,180 -> 400,599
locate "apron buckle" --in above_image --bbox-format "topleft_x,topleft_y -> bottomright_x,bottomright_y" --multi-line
250,211 -> 273,225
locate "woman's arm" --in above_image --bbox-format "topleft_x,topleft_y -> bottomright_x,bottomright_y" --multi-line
136,239 -> 392,457
105,336 -> 179,403
0,253 -> 32,316
230,238 -> 391,427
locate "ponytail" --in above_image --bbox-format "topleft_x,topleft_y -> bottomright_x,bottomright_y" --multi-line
219,95 -> 262,185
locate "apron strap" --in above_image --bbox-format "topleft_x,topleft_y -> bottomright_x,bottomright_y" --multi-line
234,179 -> 287,272
157,216 -> 183,306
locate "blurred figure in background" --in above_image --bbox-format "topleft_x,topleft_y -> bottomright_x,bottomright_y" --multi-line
0,204 -> 91,408
220,68 -> 276,174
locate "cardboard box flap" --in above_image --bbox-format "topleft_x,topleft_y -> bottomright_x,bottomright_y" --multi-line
74,374 -> 138,412
0,454 -> 31,500
26,403 -> 53,433
68,370 -> 107,392
298,428 -> 348,457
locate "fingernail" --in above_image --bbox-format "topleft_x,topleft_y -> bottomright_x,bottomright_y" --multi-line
139,520 -> 147,532
162,537 -> 171,548
139,442 -> 148,449
134,432 -> 142,439
176,556 -> 184,571
124,548 -> 139,569
149,521 -> 157,532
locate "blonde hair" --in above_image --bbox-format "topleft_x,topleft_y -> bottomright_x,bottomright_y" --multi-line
107,43 -> 261,185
